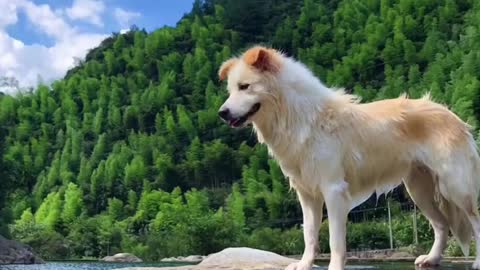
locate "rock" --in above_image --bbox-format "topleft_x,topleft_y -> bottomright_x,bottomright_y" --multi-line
161,255 -> 205,263
117,247 -> 375,270
119,247 -> 297,270
372,253 -> 387,260
200,247 -> 296,267
0,235 -> 44,264
183,255 -> 205,263
102,253 -> 143,263
389,251 -> 413,259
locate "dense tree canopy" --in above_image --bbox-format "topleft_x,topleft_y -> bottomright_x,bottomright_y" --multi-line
1,0 -> 480,260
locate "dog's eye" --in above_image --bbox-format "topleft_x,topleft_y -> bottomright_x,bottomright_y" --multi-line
238,83 -> 250,90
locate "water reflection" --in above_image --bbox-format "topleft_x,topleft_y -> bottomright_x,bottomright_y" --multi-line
313,261 -> 473,270
0,261 -> 474,270
0,261 -> 188,270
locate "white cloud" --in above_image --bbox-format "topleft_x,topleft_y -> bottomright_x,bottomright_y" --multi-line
0,0 -> 19,28
66,0 -> 105,27
0,0 -> 108,92
114,7 -> 140,29
21,0 -> 76,40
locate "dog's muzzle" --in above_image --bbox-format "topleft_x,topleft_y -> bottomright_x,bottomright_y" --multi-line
218,103 -> 261,128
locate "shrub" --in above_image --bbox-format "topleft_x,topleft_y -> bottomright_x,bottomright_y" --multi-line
244,227 -> 304,255
392,212 -> 433,250
445,237 -> 476,257
278,227 -> 304,255
10,208 -> 68,259
347,221 -> 390,250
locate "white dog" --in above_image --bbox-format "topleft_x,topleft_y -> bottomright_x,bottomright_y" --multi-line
217,46 -> 480,270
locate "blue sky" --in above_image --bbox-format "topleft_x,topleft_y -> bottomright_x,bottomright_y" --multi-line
0,0 -> 195,92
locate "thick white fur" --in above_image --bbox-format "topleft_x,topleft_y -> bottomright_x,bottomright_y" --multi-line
218,46 -> 480,270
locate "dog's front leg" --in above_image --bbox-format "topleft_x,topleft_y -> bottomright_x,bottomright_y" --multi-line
324,182 -> 351,270
286,190 -> 324,270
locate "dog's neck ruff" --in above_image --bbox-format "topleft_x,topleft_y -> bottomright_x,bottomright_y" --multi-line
252,58 -> 347,157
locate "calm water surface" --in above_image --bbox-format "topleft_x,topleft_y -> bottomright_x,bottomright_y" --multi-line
0,261 -> 475,270
315,261 -> 473,270
0,262 -> 190,270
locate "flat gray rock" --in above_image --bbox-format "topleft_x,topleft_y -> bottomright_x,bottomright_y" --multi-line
117,247 -> 375,270
102,253 -> 143,262
161,255 -> 205,263
200,247 -> 296,266
120,247 -> 296,270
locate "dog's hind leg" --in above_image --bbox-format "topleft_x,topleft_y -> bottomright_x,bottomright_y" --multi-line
404,166 -> 449,268
445,177 -> 480,269
433,153 -> 480,269
286,190 -> 324,270
440,180 -> 480,269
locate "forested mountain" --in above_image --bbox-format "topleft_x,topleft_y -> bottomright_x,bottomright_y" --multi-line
1,0 -> 480,260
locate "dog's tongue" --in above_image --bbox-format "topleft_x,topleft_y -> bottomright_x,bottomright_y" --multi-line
229,118 -> 241,127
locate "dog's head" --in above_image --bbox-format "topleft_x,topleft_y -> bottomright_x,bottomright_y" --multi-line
217,46 -> 283,128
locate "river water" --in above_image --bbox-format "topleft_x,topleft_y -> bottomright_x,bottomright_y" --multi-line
0,262 -> 188,270
0,261 -> 474,270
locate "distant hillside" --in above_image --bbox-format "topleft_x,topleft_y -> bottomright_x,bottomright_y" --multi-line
1,0 -> 479,260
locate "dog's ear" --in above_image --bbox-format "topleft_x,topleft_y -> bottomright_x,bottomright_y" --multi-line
243,46 -> 281,73
218,58 -> 238,81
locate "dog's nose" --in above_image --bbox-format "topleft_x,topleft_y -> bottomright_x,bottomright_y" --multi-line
218,108 -> 230,120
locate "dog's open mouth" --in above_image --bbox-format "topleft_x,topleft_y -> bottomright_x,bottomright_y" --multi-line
228,103 -> 261,128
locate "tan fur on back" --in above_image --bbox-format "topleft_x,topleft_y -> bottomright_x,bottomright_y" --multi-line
356,95 -> 468,144
316,93 -> 474,205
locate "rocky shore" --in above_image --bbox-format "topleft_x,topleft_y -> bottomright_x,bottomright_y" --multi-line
0,235 -> 44,264
117,247 -> 476,270
161,255 -> 205,263
119,247 -> 298,270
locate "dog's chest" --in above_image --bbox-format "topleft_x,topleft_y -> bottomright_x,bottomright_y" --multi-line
269,138 -> 340,183
270,148 -> 303,180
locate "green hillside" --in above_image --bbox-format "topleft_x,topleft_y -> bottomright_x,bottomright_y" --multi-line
1,0 -> 480,260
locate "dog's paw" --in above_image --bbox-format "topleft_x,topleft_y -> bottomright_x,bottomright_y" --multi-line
472,258 -> 480,269
414,254 -> 441,268
285,261 -> 312,270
